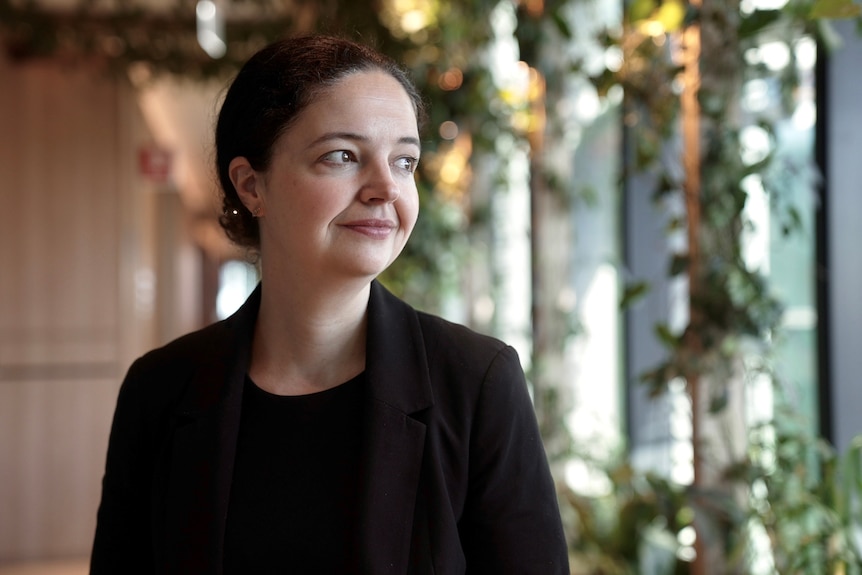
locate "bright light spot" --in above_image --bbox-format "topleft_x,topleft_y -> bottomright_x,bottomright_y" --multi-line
196,0 -> 216,20
196,0 -> 226,59
678,526 -> 697,547
217,260 -> 257,319
385,0 -> 436,35
669,378 -> 686,393
677,526 -> 697,561
607,84 -> 624,104
752,0 -> 788,9
439,121 -> 459,140
638,19 -> 667,37
671,452 -> 694,484
668,381 -> 694,484
795,36 -> 817,71
751,478 -> 768,500
438,68 -> 464,91
510,110 -> 531,133
741,173 -> 763,193
473,294 -> 495,324
740,124 -> 772,165
488,0 -> 520,88
671,441 -> 693,480
440,158 -> 463,184
400,9 -> 428,33
198,31 -> 227,59
742,78 -> 770,113
670,406 -> 691,439
565,459 -> 612,497
556,286 -> 578,312
759,41 -> 791,71
605,46 -> 624,72
783,306 -> 818,330
741,173 -> 770,274
744,46 -> 761,66
527,66 -> 544,101
566,264 -> 623,482
574,87 -> 601,122
793,99 -> 816,130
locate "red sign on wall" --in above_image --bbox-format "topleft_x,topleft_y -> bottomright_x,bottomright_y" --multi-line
138,145 -> 173,183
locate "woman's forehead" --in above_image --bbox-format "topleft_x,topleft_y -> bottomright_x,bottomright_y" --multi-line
285,72 -> 420,138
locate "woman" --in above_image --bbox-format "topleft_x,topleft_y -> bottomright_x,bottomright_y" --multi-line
91,35 -> 569,574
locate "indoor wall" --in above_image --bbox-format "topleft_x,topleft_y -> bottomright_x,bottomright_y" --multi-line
0,53 -> 177,566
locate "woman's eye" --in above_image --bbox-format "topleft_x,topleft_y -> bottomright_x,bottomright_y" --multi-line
395,156 -> 420,173
322,150 -> 354,164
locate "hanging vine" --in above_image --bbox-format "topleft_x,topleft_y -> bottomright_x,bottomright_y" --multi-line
585,0 -> 862,569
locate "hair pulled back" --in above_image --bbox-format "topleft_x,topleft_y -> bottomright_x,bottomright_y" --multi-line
216,35 -> 426,249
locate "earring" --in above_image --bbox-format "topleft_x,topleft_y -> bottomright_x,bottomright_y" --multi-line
253,206 -> 262,217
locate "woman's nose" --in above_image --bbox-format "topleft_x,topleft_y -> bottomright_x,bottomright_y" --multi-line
360,160 -> 401,203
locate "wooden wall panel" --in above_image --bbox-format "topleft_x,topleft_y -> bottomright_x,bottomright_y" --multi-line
0,379 -> 117,560
0,63 -> 119,338
0,55 -> 157,563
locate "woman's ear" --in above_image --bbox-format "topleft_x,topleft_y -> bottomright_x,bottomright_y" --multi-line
229,157 -> 265,215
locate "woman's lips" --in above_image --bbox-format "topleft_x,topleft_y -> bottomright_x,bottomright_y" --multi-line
341,219 -> 397,239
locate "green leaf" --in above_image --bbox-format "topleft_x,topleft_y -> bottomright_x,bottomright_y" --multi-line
668,253 -> 690,277
551,10 -> 573,39
629,0 -> 658,22
620,281 -> 651,309
654,323 -> 679,349
709,389 -> 728,413
847,437 -> 862,513
809,0 -> 861,19
738,9 -> 783,39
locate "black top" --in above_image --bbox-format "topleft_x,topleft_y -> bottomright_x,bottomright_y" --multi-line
223,372 -> 366,574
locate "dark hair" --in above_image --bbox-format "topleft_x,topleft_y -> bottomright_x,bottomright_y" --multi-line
215,35 -> 427,249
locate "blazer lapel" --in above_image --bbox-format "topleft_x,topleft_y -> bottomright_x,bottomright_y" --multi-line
157,282 -> 430,573
160,286 -> 259,574
357,281 -> 434,574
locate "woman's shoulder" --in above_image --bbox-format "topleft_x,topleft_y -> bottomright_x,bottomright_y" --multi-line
415,310 -> 507,354
132,319 -> 235,375
414,309 -> 524,384
371,281 -> 522,379
129,287 -> 258,384
118,316 -> 246,414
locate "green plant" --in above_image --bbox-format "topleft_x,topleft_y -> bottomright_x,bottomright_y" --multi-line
568,0 -> 862,568
562,461 -> 691,574
742,405 -> 862,573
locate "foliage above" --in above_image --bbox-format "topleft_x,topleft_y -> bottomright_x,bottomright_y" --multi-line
0,0 -> 405,77
0,0 -> 508,313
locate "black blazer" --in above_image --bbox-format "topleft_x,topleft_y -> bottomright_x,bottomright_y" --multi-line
91,281 -> 569,574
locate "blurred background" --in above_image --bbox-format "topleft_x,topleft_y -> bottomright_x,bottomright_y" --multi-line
1,0 -> 861,572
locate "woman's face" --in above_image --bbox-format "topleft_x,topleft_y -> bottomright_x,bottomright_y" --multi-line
234,70 -> 421,284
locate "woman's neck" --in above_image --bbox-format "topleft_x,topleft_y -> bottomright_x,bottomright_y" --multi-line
248,274 -> 372,396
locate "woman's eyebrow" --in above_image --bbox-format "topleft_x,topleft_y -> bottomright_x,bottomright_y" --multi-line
399,136 -> 422,148
308,132 -> 421,148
